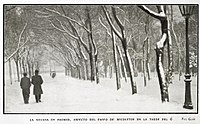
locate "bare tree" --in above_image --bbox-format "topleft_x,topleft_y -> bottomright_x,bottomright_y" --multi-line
102,6 -> 137,94
111,29 -> 121,90
138,5 -> 173,102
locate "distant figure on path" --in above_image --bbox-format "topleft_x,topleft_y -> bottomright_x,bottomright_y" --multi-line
20,73 -> 31,104
51,71 -> 56,78
32,70 -> 43,103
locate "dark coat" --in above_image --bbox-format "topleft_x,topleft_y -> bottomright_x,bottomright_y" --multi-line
32,75 -> 43,95
20,77 -> 31,90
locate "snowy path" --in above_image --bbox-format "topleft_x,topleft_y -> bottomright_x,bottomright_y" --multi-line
5,73 -> 197,113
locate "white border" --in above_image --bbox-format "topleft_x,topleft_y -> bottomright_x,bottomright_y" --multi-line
1,0 -> 200,124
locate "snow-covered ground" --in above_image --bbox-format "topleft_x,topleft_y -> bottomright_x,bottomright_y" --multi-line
4,71 -> 197,113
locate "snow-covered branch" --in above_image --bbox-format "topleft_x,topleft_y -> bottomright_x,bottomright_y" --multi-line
69,51 -> 80,66
45,8 -> 90,33
55,36 -> 80,66
52,40 -> 77,61
102,6 -> 123,41
63,43 -> 76,56
127,34 -> 137,45
67,39 -> 81,59
81,50 -> 87,60
156,33 -> 167,49
116,45 -> 127,82
35,10 -> 52,18
49,20 -> 66,32
48,53 -> 66,67
143,36 -> 148,43
60,52 -> 76,68
4,36 -> 29,63
111,6 -> 124,31
68,21 -> 90,54
53,44 -> 76,68
49,19 -> 79,40
99,16 -> 111,37
35,10 -> 49,15
5,22 -> 28,63
18,23 -> 28,48
5,6 -> 16,12
114,6 -> 126,14
57,19 -> 79,41
138,5 -> 166,19
77,35 -> 89,54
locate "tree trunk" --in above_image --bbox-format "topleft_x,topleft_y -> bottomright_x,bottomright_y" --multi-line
111,6 -> 137,94
77,66 -> 81,79
70,66 -> 72,77
118,59 -> 122,78
89,51 -> 95,81
65,67 -> 68,76
95,54 -> 99,84
155,46 -> 169,102
80,65 -> 83,79
8,59 -> 13,85
85,60 -> 89,80
13,51 -> 20,82
27,61 -> 31,77
83,62 -> 86,80
126,49 -> 137,94
109,60 -> 113,78
111,29 -> 121,90
138,5 -> 170,102
82,65 -> 86,80
86,6 -> 96,83
179,55 -> 182,81
19,59 -> 23,77
146,39 -> 151,80
27,50 -> 31,77
70,66 -> 73,77
116,46 -> 127,82
21,58 -> 26,73
144,15 -> 151,81
133,59 -> 138,77
167,18 -> 173,84
171,5 -> 181,80
143,40 -> 147,87
14,59 -> 20,82
104,61 -> 108,78
31,63 -> 34,77
158,19 -> 170,102
80,60 -> 86,80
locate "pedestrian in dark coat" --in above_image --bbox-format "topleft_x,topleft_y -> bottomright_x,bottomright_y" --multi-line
20,73 -> 31,104
32,70 -> 43,103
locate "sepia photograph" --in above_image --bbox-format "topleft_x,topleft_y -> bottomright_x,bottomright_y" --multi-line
1,2 -> 199,123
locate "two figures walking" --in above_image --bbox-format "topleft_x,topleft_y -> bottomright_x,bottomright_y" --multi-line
20,70 -> 43,104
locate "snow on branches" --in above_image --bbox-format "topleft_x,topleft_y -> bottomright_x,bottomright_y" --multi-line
156,33 -> 167,49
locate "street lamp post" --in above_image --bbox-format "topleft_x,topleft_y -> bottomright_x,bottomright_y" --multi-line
179,5 -> 195,109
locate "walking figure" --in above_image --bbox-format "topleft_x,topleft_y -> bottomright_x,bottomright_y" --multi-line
20,73 -> 31,104
32,70 -> 43,103
51,71 -> 56,78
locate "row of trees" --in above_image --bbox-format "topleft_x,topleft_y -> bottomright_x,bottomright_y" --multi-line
5,6 -> 47,84
4,5 -> 198,102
